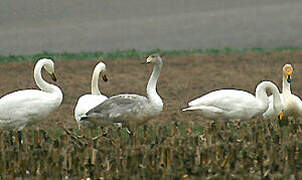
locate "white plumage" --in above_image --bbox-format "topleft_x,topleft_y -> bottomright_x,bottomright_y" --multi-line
183,81 -> 282,121
263,64 -> 302,119
74,62 -> 108,128
0,58 -> 63,130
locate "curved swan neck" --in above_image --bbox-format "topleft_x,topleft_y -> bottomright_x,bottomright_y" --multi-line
91,64 -> 105,95
34,60 -> 56,92
255,81 -> 271,108
147,59 -> 163,102
282,74 -> 291,94
256,81 -> 281,111
269,83 -> 282,111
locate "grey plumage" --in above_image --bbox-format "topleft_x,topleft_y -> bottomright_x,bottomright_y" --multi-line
80,53 -> 164,130
83,94 -> 158,127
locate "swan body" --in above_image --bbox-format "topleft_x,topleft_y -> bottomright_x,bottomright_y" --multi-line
263,64 -> 302,119
81,54 -> 163,129
0,58 -> 63,130
74,62 -> 108,128
183,81 -> 282,121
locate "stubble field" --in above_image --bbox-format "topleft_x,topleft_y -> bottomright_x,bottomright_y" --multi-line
0,50 -> 301,178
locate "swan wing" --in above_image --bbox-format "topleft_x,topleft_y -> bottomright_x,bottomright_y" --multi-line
85,94 -> 149,124
0,90 -> 60,126
293,94 -> 302,116
185,89 -> 263,120
188,89 -> 257,109
279,93 -> 302,118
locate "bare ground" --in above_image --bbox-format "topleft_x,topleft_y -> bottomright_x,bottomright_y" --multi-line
0,50 -> 302,129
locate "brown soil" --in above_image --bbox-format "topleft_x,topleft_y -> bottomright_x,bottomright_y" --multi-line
0,50 -> 302,129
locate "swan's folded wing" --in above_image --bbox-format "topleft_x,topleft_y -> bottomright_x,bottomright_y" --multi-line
188,90 -> 255,108
188,91 -> 220,107
85,94 -> 148,123
0,90 -> 57,123
293,94 -> 302,115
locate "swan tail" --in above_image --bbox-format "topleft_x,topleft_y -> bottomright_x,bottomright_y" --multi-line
182,106 -> 200,112
79,114 -> 88,121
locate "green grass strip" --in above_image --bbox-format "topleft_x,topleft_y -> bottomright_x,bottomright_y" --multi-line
1,46 -> 302,62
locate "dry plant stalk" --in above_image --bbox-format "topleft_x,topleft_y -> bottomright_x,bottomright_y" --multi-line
0,118 -> 300,179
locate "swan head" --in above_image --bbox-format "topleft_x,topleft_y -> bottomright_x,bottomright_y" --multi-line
143,53 -> 163,65
95,62 -> 108,82
283,64 -> 293,83
39,58 -> 57,81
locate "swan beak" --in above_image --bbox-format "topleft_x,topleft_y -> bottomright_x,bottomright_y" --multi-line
102,74 -> 108,82
287,75 -> 292,83
278,111 -> 284,120
286,70 -> 292,83
141,56 -> 152,64
50,73 -> 57,81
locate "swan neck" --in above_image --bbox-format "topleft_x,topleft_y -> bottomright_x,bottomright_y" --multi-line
34,61 -> 55,92
147,61 -> 162,102
255,82 -> 270,109
91,67 -> 103,95
269,84 -> 282,111
282,75 -> 291,94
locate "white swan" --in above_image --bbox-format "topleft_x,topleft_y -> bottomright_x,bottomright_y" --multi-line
80,54 -> 163,133
263,64 -> 302,119
74,62 -> 108,128
182,81 -> 283,121
0,58 -> 63,130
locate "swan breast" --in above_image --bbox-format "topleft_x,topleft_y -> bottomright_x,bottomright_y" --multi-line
74,94 -> 108,122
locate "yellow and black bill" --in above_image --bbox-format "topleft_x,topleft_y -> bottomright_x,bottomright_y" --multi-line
50,73 -> 57,81
141,55 -> 153,64
286,74 -> 292,83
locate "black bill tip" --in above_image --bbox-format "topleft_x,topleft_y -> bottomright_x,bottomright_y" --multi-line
102,74 -> 108,82
50,73 -> 57,81
287,75 -> 291,83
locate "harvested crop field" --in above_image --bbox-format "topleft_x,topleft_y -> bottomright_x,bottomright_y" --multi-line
0,50 -> 301,178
